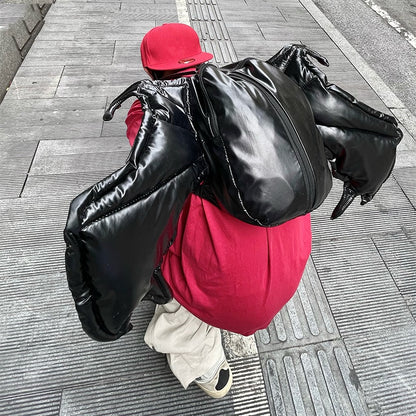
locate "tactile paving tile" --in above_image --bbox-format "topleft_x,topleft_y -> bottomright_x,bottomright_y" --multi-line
344,325 -> 416,416
187,0 -> 238,65
256,259 -> 339,352
260,340 -> 371,416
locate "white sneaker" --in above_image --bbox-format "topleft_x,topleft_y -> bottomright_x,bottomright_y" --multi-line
194,359 -> 233,399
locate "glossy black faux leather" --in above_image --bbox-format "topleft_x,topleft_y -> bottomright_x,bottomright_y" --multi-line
64,78 -> 205,341
268,45 -> 403,218
65,59 -> 333,341
192,59 -> 332,226
65,48 -> 400,342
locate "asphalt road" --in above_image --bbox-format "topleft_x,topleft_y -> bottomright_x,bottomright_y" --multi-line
373,0 -> 416,33
311,0 -> 416,116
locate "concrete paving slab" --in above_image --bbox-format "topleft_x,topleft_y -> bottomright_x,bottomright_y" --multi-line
0,139 -> 38,159
201,37 -> 237,64
70,29 -> 156,42
54,65 -> 142,96
0,140 -> 37,198
58,356 -> 269,415
8,72 -> 62,90
0,172 -> 28,199
0,236 -> 64,277
394,150 -> 416,168
0,108 -> 106,127
24,40 -> 114,58
1,306 -> 159,397
317,175 -> 410,215
21,171 -> 117,197
0,390 -> 62,416
117,7 -> 178,20
189,3 -> 237,65
5,64 -> 64,79
373,230 -> 416,317
55,85 -> 138,98
112,44 -> 144,66
58,67 -> 141,86
35,30 -> 75,41
45,2 -> 121,14
1,95 -> 106,111
393,167 -> 416,207
23,53 -> 114,66
0,0 -> 416,414
258,26 -> 325,42
0,194 -> 68,222
312,236 -> 415,336
392,107 -> 416,138
101,120 -> 129,137
396,128 -> 416,150
0,294 -> 269,414
5,84 -> 58,99
0,121 -> 103,141
35,136 -> 129,155
30,151 -> 128,174
344,326 -> 416,416
311,170 -> 416,234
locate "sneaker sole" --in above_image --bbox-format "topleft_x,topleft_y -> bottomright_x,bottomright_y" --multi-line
196,369 -> 233,399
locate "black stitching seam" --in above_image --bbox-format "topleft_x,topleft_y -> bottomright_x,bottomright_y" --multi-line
216,133 -> 260,224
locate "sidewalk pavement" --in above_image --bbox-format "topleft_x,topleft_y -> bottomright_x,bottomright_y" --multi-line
0,0 -> 415,415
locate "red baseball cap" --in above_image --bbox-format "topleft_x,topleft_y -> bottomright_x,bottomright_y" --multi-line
140,23 -> 213,71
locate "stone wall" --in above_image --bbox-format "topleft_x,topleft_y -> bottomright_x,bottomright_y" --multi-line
0,3 -> 51,102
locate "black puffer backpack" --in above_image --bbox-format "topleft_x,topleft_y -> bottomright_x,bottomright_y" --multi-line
192,58 -> 332,226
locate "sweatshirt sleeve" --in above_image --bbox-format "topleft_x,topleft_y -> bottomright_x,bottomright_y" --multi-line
125,100 -> 144,147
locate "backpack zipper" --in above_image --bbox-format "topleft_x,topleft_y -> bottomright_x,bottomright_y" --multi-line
226,69 -> 316,210
197,68 -> 220,141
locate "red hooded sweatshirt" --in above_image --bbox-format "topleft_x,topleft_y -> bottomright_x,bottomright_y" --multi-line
126,100 -> 312,335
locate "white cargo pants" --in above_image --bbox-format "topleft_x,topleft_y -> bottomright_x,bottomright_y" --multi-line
144,298 -> 225,388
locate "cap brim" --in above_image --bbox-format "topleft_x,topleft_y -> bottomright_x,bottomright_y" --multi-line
145,51 -> 213,71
